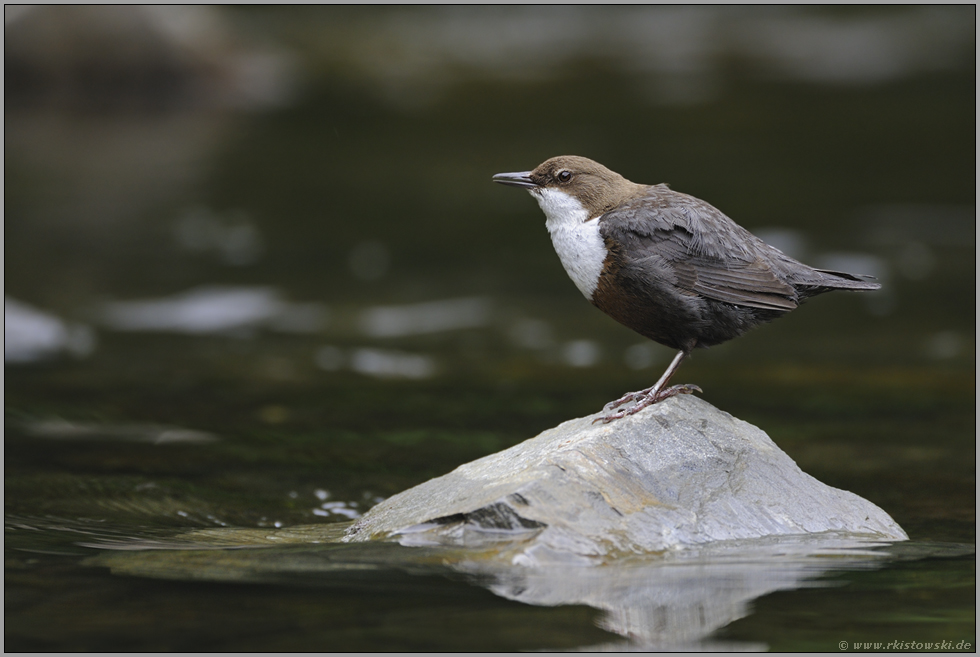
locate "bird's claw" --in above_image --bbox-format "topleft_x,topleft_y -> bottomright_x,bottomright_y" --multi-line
664,384 -> 702,397
603,385 -> 657,411
593,383 -> 703,424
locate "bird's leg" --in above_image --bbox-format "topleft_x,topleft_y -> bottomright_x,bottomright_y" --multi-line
603,349 -> 688,410
596,349 -> 701,423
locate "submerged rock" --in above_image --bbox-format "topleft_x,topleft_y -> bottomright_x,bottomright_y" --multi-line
343,396 -> 906,564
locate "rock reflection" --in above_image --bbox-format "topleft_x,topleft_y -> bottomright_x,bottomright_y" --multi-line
463,536 -> 890,651
81,524 -> 930,651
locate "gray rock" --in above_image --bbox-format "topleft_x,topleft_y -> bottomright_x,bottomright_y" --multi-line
343,395 -> 906,564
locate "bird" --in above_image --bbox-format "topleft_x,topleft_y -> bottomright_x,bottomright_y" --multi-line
492,155 -> 880,423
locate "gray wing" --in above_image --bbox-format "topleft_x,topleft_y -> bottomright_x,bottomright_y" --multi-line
599,187 -> 800,312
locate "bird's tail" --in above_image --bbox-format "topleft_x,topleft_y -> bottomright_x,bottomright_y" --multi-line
812,268 -> 881,291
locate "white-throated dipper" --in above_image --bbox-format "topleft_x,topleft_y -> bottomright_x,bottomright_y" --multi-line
493,155 -> 880,422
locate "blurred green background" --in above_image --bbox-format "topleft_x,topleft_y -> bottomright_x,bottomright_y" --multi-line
5,6 -> 975,651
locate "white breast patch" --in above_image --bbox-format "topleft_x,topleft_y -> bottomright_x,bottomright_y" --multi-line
531,188 -> 607,300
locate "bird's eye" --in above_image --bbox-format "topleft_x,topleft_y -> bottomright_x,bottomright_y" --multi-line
557,170 -> 572,183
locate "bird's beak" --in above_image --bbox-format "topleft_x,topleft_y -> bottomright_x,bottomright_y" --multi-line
492,171 -> 537,189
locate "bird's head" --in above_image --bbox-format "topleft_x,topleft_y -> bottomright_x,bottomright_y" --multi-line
493,155 -> 644,221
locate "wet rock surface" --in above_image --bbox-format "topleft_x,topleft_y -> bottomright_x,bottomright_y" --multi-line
343,396 -> 907,563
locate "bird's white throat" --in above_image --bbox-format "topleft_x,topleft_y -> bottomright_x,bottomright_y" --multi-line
531,188 -> 607,300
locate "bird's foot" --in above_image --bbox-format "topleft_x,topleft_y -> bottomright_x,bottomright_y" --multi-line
602,385 -> 658,411
594,384 -> 702,424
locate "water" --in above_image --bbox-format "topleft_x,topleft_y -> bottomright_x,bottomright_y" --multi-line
5,6 -> 975,651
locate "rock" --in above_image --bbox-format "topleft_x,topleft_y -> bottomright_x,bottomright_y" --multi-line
343,395 -> 906,564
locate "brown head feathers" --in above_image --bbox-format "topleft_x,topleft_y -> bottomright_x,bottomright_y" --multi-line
528,156 -> 647,219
